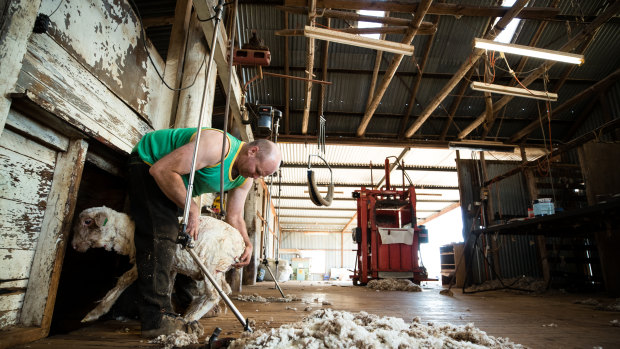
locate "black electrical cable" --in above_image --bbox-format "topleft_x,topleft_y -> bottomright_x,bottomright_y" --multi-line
197,1 -> 235,21
49,0 -> 64,17
128,0 -> 214,92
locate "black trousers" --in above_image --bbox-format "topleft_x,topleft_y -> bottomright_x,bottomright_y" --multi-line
127,154 -> 179,330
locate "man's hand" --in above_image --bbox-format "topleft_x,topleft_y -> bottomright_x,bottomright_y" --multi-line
233,243 -> 253,268
186,202 -> 200,240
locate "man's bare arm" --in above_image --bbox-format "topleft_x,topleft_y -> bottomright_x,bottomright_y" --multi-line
225,178 -> 254,268
149,130 -> 225,239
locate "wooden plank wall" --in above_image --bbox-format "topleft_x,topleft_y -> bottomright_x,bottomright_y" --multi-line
1,0 -> 172,335
15,0 -> 171,154
0,119 -> 58,327
37,0 -> 172,131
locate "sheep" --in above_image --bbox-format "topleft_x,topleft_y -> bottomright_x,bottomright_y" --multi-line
72,206 -> 245,323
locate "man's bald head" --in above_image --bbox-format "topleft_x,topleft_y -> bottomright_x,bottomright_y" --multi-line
237,139 -> 281,179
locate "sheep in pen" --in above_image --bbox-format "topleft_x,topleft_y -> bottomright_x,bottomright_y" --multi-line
71,206 -> 245,323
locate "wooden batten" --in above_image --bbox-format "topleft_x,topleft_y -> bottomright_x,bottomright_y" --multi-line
193,0 -> 252,141
21,139 -> 88,330
163,0 -> 192,128
17,34 -> 152,154
0,0 -> 41,136
175,13 -> 217,129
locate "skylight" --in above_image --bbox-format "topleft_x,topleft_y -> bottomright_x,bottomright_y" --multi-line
493,0 -> 521,43
358,10 -> 385,40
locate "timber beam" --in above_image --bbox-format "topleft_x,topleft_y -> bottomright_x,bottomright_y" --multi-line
283,1 -> 560,20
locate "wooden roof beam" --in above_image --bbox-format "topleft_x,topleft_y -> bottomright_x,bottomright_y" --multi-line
301,0 -> 316,135
417,202 -> 460,225
463,1 -> 620,141
283,1 -> 560,20
356,0 -> 432,137
509,67 -> 620,143
399,16 -> 439,138
365,15 -> 388,112
439,68 -> 474,141
194,0 -> 251,141
317,16 -> 330,134
404,0 -> 529,139
276,26 -> 436,36
284,9 -> 291,134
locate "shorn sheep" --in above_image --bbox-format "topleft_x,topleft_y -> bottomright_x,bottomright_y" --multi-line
72,206 -> 245,323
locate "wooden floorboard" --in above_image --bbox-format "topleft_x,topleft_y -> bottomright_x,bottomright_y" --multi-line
9,281 -> 620,348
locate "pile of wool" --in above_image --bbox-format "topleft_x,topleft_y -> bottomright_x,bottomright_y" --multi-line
366,278 -> 422,292
598,298 -> 620,312
465,277 -> 546,293
228,309 -> 525,349
574,298 -> 601,306
148,330 -> 199,348
233,294 -> 297,303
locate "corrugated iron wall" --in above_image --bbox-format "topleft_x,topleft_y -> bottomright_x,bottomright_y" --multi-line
457,158 -> 542,284
279,231 -> 357,276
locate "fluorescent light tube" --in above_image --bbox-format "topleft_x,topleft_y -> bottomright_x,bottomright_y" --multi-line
471,81 -> 558,101
449,141 -> 516,152
304,25 -> 414,56
474,38 -> 584,65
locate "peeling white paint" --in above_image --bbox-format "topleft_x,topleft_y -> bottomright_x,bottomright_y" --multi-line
42,0 -> 140,88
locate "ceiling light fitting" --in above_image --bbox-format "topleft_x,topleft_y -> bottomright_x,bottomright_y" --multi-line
304,25 -> 414,56
449,140 -> 516,153
470,81 -> 558,102
474,38 -> 585,65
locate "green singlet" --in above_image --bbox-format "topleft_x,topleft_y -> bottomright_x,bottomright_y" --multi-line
132,127 -> 247,197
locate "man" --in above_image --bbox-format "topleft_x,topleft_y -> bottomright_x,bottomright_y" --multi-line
127,127 -> 281,338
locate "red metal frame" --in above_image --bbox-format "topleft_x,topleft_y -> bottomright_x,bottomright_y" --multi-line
352,159 -> 429,285
233,48 -> 271,66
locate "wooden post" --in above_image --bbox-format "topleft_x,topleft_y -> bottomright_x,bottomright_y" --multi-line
578,143 -> 620,295
317,16 -> 330,131
284,10 -> 290,134
519,146 -> 550,285
20,139 -> 88,330
163,0 -> 192,128
301,0 -> 316,135
193,0 -> 251,141
0,0 -> 42,136
175,13 -> 216,129
479,152 -> 501,277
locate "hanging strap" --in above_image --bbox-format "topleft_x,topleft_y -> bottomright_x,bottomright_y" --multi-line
307,154 -> 334,206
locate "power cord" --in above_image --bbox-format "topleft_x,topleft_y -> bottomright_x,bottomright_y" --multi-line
128,0 -> 224,92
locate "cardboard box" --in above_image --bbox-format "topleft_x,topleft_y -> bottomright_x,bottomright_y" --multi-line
296,268 -> 308,281
292,258 -> 310,270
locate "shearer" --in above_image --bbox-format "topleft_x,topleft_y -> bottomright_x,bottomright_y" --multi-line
127,127 -> 281,338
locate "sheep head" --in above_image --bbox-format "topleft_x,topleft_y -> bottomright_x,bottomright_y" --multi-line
72,206 -> 133,256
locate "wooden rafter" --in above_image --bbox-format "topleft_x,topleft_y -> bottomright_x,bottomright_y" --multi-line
404,0 -> 529,139
356,0 -> 432,137
278,6 -> 433,28
399,15 -> 439,138
284,9 -> 290,134
417,202 -> 459,225
439,68 -> 474,141
509,68 -> 620,143
459,1 -> 620,141
365,16 -> 388,111
275,26 -> 436,36
283,1 -> 560,20
562,95 -> 600,142
317,16 -> 330,132
301,0 -> 317,135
